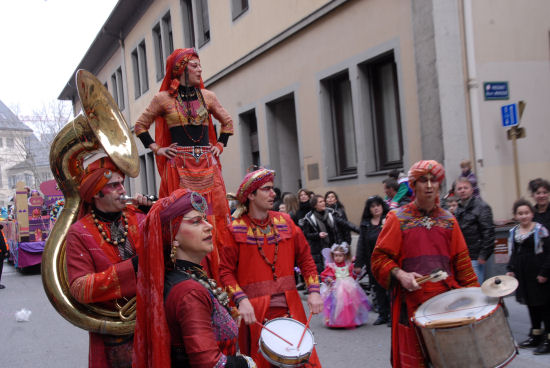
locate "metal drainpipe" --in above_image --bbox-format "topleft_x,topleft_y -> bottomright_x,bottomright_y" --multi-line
463,0 -> 484,187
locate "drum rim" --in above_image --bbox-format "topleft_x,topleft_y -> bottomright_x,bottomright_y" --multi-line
412,287 -> 499,327
258,317 -> 314,365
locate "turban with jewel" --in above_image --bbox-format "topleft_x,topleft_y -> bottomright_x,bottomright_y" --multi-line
79,157 -> 122,203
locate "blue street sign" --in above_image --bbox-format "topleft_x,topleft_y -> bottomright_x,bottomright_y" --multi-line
501,103 -> 518,127
484,82 -> 509,100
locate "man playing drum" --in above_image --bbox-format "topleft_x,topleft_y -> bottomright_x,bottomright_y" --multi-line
65,157 -> 153,368
371,160 -> 479,367
219,168 -> 323,367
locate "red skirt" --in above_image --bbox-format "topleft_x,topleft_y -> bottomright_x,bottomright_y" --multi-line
159,146 -> 231,282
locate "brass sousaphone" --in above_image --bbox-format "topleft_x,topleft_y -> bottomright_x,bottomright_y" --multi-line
41,69 -> 139,335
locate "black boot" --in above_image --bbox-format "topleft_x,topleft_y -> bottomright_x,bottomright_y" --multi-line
373,315 -> 389,325
519,329 -> 543,348
534,334 -> 550,355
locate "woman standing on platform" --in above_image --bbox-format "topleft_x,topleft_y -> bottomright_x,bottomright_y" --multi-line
134,48 -> 233,280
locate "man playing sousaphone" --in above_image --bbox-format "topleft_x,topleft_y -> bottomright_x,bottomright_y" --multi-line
65,157 -> 153,368
371,160 -> 479,367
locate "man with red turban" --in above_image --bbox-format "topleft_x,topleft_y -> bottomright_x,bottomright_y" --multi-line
134,48 -> 233,282
219,168 -> 323,367
65,157 -> 153,368
371,160 -> 478,367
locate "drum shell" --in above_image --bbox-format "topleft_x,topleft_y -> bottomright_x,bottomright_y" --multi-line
259,341 -> 312,367
418,306 -> 516,368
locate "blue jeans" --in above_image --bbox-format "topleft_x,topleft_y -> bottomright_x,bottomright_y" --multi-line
471,259 -> 485,284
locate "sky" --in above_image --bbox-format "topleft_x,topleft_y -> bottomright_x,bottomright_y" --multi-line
0,0 -> 118,117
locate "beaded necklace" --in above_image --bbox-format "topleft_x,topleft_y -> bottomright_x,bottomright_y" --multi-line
91,209 -> 129,246
249,215 -> 279,281
174,261 -> 231,310
174,87 -> 209,143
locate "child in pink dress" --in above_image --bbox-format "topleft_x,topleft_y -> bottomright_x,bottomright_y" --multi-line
320,242 -> 371,328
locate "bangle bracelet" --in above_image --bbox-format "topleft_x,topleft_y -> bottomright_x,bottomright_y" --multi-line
152,146 -> 160,155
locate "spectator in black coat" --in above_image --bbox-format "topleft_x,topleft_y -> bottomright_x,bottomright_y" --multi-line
454,177 -> 495,283
295,188 -> 313,224
0,224 -> 8,289
325,190 -> 354,244
301,195 -> 359,273
528,178 -> 550,231
354,196 -> 390,325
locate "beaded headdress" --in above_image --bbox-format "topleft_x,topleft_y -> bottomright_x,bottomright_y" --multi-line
233,168 -> 275,218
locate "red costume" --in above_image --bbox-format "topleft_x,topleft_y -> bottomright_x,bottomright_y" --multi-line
135,48 -> 233,281
371,160 -> 478,367
134,189 -> 254,368
220,211 -> 322,367
66,158 -> 145,368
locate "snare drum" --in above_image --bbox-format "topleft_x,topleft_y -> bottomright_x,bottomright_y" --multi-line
258,317 -> 314,368
413,287 -> 516,368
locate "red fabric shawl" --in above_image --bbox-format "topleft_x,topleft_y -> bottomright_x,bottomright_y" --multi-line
154,48 -> 219,181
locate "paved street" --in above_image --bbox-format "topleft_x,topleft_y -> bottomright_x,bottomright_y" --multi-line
0,260 -> 548,367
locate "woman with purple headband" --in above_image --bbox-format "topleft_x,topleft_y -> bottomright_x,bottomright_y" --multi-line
134,189 -> 255,368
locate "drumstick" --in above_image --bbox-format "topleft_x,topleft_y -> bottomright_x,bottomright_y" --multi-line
255,321 -> 294,346
297,311 -> 313,349
416,269 -> 448,285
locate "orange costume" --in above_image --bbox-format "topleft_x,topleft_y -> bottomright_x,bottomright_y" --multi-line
135,48 -> 233,281
371,160 -> 478,368
219,169 -> 322,368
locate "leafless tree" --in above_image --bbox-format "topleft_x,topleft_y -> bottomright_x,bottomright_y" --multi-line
12,100 -> 72,188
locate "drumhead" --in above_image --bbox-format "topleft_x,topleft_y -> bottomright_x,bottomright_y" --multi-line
414,287 -> 499,326
260,317 -> 314,357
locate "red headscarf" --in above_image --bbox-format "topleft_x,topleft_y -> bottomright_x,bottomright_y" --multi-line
407,160 -> 445,186
154,48 -> 218,178
407,160 -> 445,204
233,168 -> 275,218
78,157 -> 123,218
133,189 -> 209,368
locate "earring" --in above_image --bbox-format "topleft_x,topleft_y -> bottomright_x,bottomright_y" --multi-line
170,240 -> 179,264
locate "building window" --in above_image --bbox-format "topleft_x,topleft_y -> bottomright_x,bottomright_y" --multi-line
25,174 -> 33,187
6,138 -> 14,148
364,53 -> 403,170
239,109 -> 260,169
195,0 -> 210,47
9,176 -> 15,188
0,137 -> 3,147
323,71 -> 357,176
139,152 -> 157,195
153,11 -> 174,82
123,175 -> 132,197
111,67 -> 125,110
163,12 -> 174,56
132,41 -> 149,99
231,0 -> 248,20
180,0 -> 196,48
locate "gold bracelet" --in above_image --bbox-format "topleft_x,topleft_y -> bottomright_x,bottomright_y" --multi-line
151,146 -> 160,155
